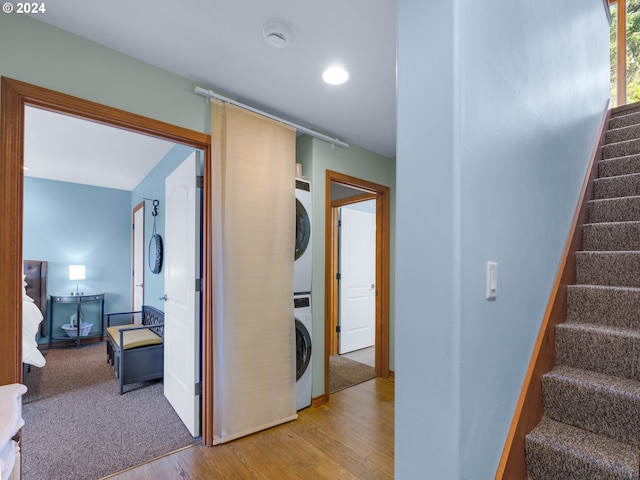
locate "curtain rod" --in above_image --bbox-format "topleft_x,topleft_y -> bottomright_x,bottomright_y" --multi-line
194,86 -> 350,149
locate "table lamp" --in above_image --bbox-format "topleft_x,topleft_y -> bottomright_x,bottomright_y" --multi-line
69,264 -> 85,295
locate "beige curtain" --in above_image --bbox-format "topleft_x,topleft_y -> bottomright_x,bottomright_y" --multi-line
210,100 -> 297,444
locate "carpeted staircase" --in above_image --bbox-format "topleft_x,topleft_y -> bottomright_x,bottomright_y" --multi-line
525,105 -> 640,479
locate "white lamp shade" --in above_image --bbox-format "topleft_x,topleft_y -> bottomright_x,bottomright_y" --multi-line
69,264 -> 86,281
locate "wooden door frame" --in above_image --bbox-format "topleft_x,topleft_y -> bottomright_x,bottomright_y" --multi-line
0,77 -> 214,446
324,170 -> 390,400
132,201 -> 145,312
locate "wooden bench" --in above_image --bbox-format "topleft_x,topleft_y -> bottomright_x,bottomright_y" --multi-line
106,305 -> 164,394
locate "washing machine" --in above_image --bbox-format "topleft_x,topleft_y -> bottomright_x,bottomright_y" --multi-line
294,178 -> 312,294
294,293 -> 312,411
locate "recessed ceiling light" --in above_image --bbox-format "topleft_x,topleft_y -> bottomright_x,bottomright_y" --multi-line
322,66 -> 349,85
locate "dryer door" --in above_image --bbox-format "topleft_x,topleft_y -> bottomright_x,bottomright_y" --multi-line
295,318 -> 312,380
295,199 -> 311,260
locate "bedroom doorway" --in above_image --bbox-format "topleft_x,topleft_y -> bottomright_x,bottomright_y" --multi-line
0,78 -> 214,447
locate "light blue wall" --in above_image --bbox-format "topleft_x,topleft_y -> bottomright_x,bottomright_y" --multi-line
131,144 -> 198,310
23,177 -> 131,343
297,135 -> 396,397
396,0 -> 610,478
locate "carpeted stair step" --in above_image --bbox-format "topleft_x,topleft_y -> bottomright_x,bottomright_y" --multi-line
582,221 -> 640,251
593,173 -> 640,200
599,155 -> 640,178
567,285 -> 640,328
613,104 -> 640,118
542,365 -> 640,446
609,109 -> 640,130
602,138 -> 640,160
575,251 -> 640,287
556,322 -> 640,381
605,123 -> 640,145
525,416 -> 639,480
588,196 -> 640,223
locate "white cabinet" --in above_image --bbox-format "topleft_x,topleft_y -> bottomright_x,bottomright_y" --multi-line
0,384 -> 27,480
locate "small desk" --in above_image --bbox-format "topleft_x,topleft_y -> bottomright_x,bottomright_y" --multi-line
49,293 -> 105,348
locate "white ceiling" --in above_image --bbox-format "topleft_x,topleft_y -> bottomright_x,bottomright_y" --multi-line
25,106 -> 176,190
25,0 -> 396,190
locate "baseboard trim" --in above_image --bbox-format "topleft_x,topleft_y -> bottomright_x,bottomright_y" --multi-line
495,100 -> 611,480
312,394 -> 329,407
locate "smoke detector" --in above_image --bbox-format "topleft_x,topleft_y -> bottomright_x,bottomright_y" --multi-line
263,22 -> 291,48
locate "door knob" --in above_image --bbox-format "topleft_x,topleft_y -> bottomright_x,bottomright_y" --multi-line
370,284 -> 375,290
159,294 -> 168,301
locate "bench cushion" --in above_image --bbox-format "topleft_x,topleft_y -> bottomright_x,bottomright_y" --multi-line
107,325 -> 163,350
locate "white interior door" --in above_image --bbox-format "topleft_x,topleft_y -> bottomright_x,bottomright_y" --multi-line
164,151 -> 201,437
338,203 -> 376,354
132,203 -> 144,313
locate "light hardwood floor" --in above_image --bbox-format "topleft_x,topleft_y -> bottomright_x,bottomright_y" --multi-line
105,378 -> 394,480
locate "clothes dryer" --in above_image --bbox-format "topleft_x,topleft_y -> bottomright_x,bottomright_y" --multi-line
294,178 -> 312,294
294,293 -> 312,411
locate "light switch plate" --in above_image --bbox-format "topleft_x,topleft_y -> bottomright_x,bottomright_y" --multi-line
486,261 -> 497,300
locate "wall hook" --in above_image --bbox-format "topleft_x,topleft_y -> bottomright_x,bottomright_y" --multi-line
143,198 -> 160,217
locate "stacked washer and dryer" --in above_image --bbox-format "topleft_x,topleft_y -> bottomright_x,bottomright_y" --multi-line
294,177 -> 313,411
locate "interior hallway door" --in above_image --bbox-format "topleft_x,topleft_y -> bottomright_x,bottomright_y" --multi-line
164,151 -> 201,437
338,203 -> 376,354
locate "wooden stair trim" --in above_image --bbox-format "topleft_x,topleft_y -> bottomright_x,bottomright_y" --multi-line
495,100 -> 611,479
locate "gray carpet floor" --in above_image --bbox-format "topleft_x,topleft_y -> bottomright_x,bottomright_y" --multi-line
21,342 -> 197,480
329,354 -> 377,393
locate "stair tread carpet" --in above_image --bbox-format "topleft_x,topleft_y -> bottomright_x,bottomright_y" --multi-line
588,195 -> 640,223
575,251 -> 640,288
599,154 -> 640,177
525,416 -> 639,480
612,104 -> 640,117
609,109 -> 640,130
582,221 -> 640,251
593,172 -> 640,200
605,123 -> 640,145
567,284 -> 640,328
556,322 -> 640,381
602,137 -> 640,160
542,365 -> 640,446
